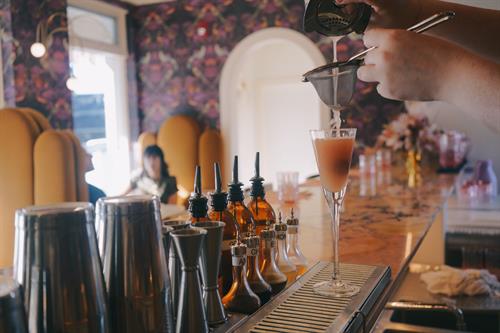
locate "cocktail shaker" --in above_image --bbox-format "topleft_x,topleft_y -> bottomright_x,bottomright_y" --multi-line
162,220 -> 191,317
192,221 -> 227,326
0,276 -> 28,333
96,195 -> 172,333
13,203 -> 109,333
170,227 -> 208,333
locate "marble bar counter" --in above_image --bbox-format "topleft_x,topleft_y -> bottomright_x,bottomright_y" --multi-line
269,166 -> 456,329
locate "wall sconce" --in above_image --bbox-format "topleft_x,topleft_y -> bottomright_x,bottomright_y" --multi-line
30,12 -> 68,58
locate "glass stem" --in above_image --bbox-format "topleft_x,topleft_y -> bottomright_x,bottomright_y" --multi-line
323,187 -> 346,284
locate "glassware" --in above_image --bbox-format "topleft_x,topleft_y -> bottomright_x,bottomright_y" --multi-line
310,128 -> 360,297
187,165 -> 210,223
227,156 -> 255,237
222,242 -> 261,314
359,153 -> 376,174
376,149 -> 392,168
260,226 -> 288,294
208,162 -> 239,295
277,171 -> 300,204
286,209 -> 308,277
274,212 -> 297,282
243,233 -> 272,305
249,152 -> 277,236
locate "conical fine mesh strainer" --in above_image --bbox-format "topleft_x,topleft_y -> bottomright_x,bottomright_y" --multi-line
303,59 -> 361,109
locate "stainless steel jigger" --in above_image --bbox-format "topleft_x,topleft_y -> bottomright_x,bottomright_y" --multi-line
170,227 -> 209,333
192,221 -> 227,326
96,195 -> 172,333
13,203 -> 109,333
162,220 -> 191,318
0,276 -> 28,333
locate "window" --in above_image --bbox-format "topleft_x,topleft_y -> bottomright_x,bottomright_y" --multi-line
68,0 -> 130,195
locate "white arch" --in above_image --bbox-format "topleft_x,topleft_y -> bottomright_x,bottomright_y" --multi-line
219,27 -> 328,181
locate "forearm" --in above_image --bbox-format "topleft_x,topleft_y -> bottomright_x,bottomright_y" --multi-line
417,0 -> 500,61
440,51 -> 500,133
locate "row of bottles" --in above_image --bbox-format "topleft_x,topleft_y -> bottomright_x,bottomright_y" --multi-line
185,153 -> 307,315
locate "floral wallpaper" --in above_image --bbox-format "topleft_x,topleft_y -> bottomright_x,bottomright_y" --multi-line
0,0 -> 15,106
131,0 -> 404,145
10,0 -> 72,128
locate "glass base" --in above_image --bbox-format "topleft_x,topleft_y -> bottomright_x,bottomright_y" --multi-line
313,279 -> 360,298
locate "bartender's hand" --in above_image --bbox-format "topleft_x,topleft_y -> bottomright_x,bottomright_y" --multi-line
336,0 -> 421,29
357,29 -> 460,101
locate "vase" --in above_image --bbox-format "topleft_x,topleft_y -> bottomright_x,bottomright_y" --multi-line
406,149 -> 421,188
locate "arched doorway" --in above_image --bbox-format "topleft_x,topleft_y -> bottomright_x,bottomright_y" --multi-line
220,27 -> 327,185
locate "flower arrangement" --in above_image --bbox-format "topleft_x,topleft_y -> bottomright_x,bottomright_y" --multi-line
376,113 -> 439,153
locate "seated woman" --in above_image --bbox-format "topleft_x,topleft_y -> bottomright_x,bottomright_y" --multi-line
125,145 -> 178,204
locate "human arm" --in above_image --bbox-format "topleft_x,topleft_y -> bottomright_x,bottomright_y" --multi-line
337,0 -> 500,61
357,29 -> 500,132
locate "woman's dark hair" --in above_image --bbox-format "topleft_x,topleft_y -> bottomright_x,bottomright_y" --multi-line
143,145 -> 170,178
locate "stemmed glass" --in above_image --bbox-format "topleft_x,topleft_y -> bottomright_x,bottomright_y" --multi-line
310,128 -> 359,298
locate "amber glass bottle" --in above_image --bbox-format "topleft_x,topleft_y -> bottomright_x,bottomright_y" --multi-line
260,227 -> 287,294
222,242 -> 261,314
187,165 -> 209,223
208,162 -> 239,295
243,233 -> 272,305
227,156 -> 255,237
248,152 -> 277,237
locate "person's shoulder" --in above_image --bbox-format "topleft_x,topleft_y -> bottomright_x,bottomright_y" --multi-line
130,168 -> 144,181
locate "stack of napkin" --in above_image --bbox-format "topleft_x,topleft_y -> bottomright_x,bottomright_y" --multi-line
420,265 -> 500,297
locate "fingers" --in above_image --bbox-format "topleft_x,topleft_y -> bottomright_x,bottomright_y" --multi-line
363,28 -> 386,48
357,64 -> 378,82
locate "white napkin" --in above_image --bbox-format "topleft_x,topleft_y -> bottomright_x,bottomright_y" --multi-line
420,265 -> 500,297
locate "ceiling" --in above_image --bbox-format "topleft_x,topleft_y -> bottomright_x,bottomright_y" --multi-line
121,0 -> 175,6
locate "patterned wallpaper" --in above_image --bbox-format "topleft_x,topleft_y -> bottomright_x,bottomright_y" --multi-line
131,0 -> 404,145
10,0 -> 72,128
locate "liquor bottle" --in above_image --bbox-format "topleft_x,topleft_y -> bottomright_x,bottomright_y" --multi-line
248,152 -> 277,237
260,224 -> 287,294
187,165 -> 209,223
243,232 -> 272,305
286,208 -> 308,277
275,211 -> 297,282
222,242 -> 261,314
208,162 -> 239,295
227,156 -> 255,237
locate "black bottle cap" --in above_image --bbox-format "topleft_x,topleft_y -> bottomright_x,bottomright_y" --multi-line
250,152 -> 265,199
210,162 -> 228,211
188,165 -> 208,218
228,156 -> 244,203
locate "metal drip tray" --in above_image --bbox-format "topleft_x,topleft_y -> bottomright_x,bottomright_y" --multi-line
228,262 -> 390,333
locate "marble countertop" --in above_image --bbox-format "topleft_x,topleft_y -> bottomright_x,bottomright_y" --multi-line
271,167 -> 456,280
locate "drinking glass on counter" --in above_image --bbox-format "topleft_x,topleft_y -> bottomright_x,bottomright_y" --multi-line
359,153 -> 376,174
277,171 -> 299,204
310,128 -> 360,297
376,149 -> 392,168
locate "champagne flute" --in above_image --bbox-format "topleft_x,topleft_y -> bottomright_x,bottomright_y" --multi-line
310,128 -> 359,297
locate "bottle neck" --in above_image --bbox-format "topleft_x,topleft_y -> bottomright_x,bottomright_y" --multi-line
287,231 -> 299,248
232,259 -> 247,283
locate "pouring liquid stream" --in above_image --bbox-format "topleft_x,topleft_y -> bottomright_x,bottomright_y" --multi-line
330,37 -> 342,134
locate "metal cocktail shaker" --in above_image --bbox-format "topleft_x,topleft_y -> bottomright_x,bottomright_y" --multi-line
13,203 -> 109,333
170,227 -> 208,333
192,221 -> 227,326
96,195 -> 172,333
0,276 -> 28,333
162,220 -> 191,317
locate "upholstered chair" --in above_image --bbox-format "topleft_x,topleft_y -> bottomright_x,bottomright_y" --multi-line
198,129 -> 223,190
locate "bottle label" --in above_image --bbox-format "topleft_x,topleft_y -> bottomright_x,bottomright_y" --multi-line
232,255 -> 246,266
247,246 -> 259,257
221,239 -> 236,251
276,231 -> 286,240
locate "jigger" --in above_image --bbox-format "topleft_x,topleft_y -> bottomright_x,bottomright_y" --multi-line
192,221 -> 227,326
0,276 -> 28,333
96,195 -> 173,333
170,227 -> 209,333
13,203 -> 109,333
162,220 -> 191,317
